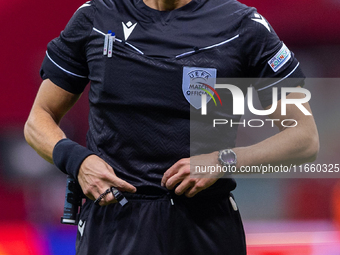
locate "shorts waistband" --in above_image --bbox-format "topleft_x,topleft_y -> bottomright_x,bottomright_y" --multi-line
123,192 -> 170,200
122,190 -> 230,203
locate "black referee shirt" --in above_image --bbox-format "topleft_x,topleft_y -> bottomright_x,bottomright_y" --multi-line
41,0 -> 305,195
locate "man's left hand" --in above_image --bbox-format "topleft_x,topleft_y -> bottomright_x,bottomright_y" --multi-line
161,151 -> 224,198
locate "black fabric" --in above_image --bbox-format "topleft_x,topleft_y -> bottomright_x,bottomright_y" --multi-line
40,3 -> 95,93
53,138 -> 95,180
76,192 -> 246,255
41,0 -> 305,195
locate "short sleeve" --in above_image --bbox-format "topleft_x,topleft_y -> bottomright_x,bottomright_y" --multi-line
40,1 -> 96,94
240,11 -> 305,108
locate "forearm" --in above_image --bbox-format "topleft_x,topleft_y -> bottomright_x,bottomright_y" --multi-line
24,107 -> 66,163
24,79 -> 81,163
233,120 -> 319,170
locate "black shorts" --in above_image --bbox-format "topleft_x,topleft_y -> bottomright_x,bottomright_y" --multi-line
76,192 -> 246,255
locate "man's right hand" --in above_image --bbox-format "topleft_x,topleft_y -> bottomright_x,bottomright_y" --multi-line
78,155 -> 137,206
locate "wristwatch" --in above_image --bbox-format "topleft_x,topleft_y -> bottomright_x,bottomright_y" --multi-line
218,149 -> 237,167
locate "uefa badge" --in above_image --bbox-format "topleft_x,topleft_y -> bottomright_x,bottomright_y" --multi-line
182,67 -> 217,109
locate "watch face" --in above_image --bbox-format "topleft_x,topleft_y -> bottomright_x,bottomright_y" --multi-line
221,150 -> 236,165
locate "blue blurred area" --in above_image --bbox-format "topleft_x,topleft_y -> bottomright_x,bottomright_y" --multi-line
46,226 -> 77,255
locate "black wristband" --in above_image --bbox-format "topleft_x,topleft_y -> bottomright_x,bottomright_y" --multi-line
53,138 -> 95,180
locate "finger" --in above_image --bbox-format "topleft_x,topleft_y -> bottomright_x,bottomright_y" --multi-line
166,165 -> 191,190
174,178 -> 195,196
161,158 -> 189,187
110,176 -> 137,193
185,180 -> 206,198
84,181 -> 108,202
99,192 -> 118,206
161,163 -> 180,187
185,187 -> 200,198
93,188 -> 109,205
165,172 -> 187,190
94,188 -> 117,206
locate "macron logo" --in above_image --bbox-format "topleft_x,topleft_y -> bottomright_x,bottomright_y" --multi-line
122,21 -> 137,40
78,220 -> 86,237
251,13 -> 271,32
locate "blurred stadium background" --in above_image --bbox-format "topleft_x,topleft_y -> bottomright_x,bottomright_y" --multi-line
0,0 -> 340,254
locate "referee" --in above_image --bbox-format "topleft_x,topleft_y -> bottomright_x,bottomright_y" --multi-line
24,0 -> 319,254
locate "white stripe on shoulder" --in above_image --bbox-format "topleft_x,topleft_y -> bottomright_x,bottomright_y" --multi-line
176,34 -> 239,59
77,2 -> 91,11
93,27 -> 106,36
257,62 -> 300,92
46,51 -> 88,79
201,34 -> 240,51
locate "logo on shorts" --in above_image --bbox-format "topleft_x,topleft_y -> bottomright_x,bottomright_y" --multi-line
78,220 -> 86,237
182,67 -> 217,109
268,43 -> 292,72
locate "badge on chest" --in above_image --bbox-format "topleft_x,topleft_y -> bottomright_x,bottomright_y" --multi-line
182,67 -> 217,109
